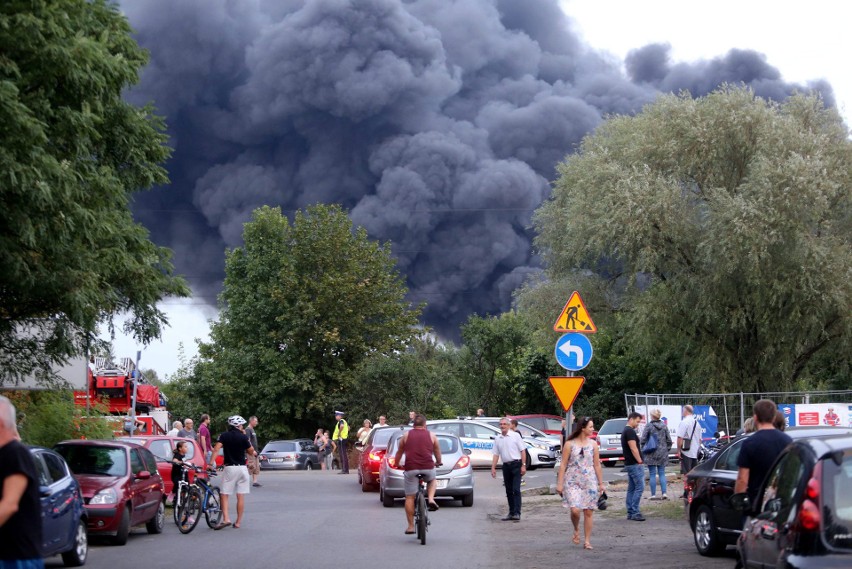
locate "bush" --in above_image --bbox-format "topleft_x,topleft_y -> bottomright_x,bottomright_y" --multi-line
8,390 -> 115,446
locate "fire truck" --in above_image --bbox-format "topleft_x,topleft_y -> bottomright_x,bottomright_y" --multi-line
74,356 -> 168,436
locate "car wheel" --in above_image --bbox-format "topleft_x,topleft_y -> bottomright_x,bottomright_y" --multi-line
61,519 -> 88,566
146,499 -> 165,534
694,504 -> 724,556
361,476 -> 376,493
461,493 -> 474,507
111,506 -> 131,546
382,488 -> 395,507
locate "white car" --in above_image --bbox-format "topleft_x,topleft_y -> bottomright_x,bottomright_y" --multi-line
426,419 -> 560,468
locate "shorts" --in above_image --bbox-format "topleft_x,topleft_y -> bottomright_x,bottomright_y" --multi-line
403,468 -> 436,496
246,454 -> 260,475
221,465 -> 251,495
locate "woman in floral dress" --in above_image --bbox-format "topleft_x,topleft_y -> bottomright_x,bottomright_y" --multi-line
556,417 -> 605,550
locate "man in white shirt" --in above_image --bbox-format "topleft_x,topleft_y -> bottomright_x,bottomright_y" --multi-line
491,418 -> 527,521
676,405 -> 701,498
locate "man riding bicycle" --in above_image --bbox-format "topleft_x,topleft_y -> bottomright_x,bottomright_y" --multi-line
392,414 -> 442,535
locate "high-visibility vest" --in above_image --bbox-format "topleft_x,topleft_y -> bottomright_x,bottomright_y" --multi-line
333,419 -> 349,440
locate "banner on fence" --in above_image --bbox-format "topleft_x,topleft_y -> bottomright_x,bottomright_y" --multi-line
634,405 -> 682,444
777,403 -> 852,428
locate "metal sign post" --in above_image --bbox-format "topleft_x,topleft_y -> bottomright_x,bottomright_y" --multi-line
129,350 -> 141,435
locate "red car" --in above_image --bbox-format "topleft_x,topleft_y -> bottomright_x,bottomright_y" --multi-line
117,435 -> 207,496
356,426 -> 401,492
54,440 -> 165,545
509,414 -> 597,439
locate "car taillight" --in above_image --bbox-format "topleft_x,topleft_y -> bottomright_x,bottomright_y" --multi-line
797,462 -> 822,532
369,450 -> 385,463
684,479 -> 695,504
388,457 -> 404,470
453,455 -> 470,470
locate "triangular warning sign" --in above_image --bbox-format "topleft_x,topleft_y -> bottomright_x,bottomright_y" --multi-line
553,291 -> 596,333
549,376 -> 585,411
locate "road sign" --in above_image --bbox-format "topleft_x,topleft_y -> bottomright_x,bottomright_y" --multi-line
553,291 -> 596,333
549,376 -> 585,411
554,333 -> 593,371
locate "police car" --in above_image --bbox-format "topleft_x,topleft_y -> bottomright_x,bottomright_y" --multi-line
426,419 -> 560,468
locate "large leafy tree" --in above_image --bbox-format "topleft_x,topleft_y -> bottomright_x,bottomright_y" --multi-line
196,205 -> 422,439
534,87 -> 852,393
0,1 -> 189,384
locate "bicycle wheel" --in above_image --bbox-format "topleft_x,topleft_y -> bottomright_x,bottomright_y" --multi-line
204,487 -> 223,528
417,491 -> 428,545
177,489 -> 202,534
172,484 -> 189,525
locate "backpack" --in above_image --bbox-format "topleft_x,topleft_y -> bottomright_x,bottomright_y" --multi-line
642,431 -> 658,453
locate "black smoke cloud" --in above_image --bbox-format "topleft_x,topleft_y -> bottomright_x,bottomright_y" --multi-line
120,0 -> 834,339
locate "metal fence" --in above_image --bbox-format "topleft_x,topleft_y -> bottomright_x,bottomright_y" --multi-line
625,390 -> 852,436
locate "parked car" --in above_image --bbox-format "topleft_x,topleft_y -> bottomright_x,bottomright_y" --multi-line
477,417 -> 563,449
685,426 -> 852,556
54,440 -> 165,545
596,417 -> 629,467
29,446 -> 88,566
379,428 -> 474,507
116,435 -> 207,496
259,439 -> 320,470
507,414 -> 565,436
356,425 -> 400,492
427,418 -> 560,469
736,433 -> 852,568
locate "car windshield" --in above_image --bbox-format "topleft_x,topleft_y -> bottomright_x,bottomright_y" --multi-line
263,442 -> 297,452
543,417 -> 564,432
823,449 -> 852,550
369,427 -> 399,447
598,419 -> 627,436
55,445 -> 127,477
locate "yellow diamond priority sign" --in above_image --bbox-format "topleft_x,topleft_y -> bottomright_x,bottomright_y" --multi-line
549,376 -> 585,411
553,291 -> 596,333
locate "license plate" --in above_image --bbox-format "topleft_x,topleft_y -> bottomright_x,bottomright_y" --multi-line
436,479 -> 448,489
269,458 -> 283,463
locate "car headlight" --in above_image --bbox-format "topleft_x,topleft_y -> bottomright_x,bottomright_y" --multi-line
528,441 -> 549,451
89,488 -> 119,505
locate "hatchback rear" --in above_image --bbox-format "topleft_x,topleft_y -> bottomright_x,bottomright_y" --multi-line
597,418 -> 628,466
356,425 -> 399,491
259,439 -> 319,470
379,430 -> 474,507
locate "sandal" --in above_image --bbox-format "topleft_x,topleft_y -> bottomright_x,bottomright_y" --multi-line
572,532 -> 580,545
404,529 -> 415,535
584,543 -> 594,550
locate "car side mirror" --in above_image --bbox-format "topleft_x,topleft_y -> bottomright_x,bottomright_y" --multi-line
136,470 -> 152,480
463,449 -> 472,456
764,498 -> 782,514
730,493 -> 750,512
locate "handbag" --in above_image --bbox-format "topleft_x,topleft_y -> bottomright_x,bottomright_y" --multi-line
642,431 -> 658,453
682,420 -> 698,452
597,491 -> 608,510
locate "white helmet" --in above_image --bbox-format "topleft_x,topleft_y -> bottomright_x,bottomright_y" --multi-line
228,415 -> 247,427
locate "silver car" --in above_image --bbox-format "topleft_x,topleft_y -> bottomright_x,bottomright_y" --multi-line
379,429 -> 474,507
259,439 -> 320,470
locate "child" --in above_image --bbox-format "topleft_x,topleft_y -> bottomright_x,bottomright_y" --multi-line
170,440 -> 187,503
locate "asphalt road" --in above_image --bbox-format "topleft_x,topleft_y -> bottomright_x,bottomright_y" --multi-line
45,463 -> 702,569
51,469 -> 511,569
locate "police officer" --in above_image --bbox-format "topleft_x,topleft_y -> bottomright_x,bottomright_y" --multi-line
333,411 -> 350,474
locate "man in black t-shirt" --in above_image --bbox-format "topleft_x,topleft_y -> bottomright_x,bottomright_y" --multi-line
621,412 -> 645,521
210,415 -> 256,529
0,395 -> 42,568
736,399 -> 792,507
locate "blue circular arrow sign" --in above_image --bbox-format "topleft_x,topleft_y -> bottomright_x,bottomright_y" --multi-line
554,333 -> 593,371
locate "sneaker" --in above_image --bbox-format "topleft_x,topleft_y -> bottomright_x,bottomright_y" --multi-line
500,515 -> 514,521
649,495 -> 660,500
662,494 -> 669,500
630,515 -> 647,522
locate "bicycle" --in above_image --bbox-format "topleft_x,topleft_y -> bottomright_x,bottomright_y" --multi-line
175,465 -> 223,534
172,464 -> 193,526
413,474 -> 432,545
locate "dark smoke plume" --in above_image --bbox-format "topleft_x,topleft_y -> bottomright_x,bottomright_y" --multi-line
120,0 -> 834,339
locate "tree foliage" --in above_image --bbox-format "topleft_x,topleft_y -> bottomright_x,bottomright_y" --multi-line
9,390 -> 115,446
0,0 -> 189,385
534,87 -> 852,392
194,205 -> 422,439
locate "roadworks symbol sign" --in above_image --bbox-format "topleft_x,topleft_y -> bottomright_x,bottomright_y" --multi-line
553,291 -> 596,333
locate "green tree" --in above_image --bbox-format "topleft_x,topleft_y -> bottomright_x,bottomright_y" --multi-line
196,205 -> 422,439
0,0 -> 189,385
11,390 -> 114,446
534,87 -> 852,393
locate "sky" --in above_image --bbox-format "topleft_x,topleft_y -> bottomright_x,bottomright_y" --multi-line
108,0 -> 851,378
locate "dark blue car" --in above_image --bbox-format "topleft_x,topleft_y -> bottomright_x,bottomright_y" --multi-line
29,446 -> 88,566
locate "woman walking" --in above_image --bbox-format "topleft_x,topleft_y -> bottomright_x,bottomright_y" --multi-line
640,409 -> 672,500
556,417 -> 605,550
